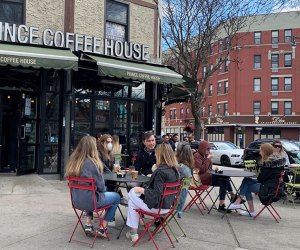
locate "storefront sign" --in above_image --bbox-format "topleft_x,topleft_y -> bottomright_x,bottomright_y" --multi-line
0,22 -> 149,61
0,56 -> 36,65
126,71 -> 160,81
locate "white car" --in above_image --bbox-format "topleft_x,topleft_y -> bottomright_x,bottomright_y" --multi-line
209,141 -> 244,167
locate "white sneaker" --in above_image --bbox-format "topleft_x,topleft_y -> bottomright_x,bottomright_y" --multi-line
126,231 -> 139,242
239,210 -> 257,217
226,203 -> 241,210
108,220 -> 116,227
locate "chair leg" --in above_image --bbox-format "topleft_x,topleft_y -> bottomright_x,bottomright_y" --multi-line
253,206 -> 266,220
269,204 -> 281,219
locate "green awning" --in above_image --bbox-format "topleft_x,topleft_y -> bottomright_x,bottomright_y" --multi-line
85,54 -> 184,85
0,43 -> 78,70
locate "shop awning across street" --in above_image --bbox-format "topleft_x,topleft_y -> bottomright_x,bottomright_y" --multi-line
0,43 -> 78,70
84,54 -> 184,85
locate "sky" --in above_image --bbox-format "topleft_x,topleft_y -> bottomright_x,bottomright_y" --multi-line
273,0 -> 300,12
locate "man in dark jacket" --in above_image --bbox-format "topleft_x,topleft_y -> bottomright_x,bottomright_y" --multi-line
134,132 -> 156,176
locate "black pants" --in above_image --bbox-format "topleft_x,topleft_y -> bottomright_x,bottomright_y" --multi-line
211,175 -> 233,200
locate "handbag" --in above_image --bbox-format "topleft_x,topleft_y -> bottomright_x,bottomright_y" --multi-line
190,168 -> 202,188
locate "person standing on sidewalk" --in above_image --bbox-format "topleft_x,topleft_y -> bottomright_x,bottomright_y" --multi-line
65,136 -> 120,237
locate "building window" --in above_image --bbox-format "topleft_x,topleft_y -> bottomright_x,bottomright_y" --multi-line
202,66 -> 207,77
253,78 -> 261,91
180,108 -> 184,116
169,110 -> 172,120
284,53 -> 292,67
254,31 -> 261,45
253,101 -> 261,115
285,29 -> 292,43
208,84 -> 213,96
224,81 -> 228,94
284,77 -> 292,91
224,103 -> 228,116
271,30 -> 279,45
186,108 -> 189,114
217,82 -> 222,95
173,109 -> 177,119
271,54 -> 279,69
254,55 -> 261,69
271,101 -> 279,115
218,60 -> 222,73
218,39 -> 223,52
209,43 -> 213,55
217,104 -> 221,115
0,0 -> 24,24
284,101 -> 292,115
208,105 -> 212,117
224,37 -> 229,50
224,59 -> 229,72
106,0 -> 128,41
271,78 -> 279,91
210,64 -> 213,72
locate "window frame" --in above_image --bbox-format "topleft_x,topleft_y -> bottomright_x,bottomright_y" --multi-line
284,77 -> 292,91
271,77 -> 279,91
217,104 -> 221,115
218,39 -> 223,52
223,103 -> 228,116
208,105 -> 212,117
0,0 -> 25,24
254,31 -> 261,45
208,84 -> 213,96
271,101 -> 279,115
254,55 -> 261,69
284,101 -> 292,115
271,54 -> 279,69
253,101 -> 261,115
271,30 -> 279,44
253,78 -> 261,92
217,82 -> 222,95
284,53 -> 292,67
224,81 -> 228,94
284,29 -> 292,43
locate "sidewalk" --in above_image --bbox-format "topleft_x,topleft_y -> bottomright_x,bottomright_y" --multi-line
0,172 -> 299,250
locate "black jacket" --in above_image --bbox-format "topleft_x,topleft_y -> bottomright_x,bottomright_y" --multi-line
143,164 -> 179,209
258,154 -> 286,205
134,148 -> 156,176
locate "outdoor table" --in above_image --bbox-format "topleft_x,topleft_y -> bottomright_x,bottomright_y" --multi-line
207,169 -> 256,217
103,173 -> 150,239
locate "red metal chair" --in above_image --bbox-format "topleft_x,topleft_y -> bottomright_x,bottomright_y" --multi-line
67,176 -> 112,248
133,181 -> 182,250
183,185 -> 213,214
253,171 -> 285,223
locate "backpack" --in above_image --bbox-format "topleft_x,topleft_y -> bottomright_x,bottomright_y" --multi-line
258,179 -> 286,205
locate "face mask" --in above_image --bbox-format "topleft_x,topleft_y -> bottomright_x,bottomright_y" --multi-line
106,142 -> 113,151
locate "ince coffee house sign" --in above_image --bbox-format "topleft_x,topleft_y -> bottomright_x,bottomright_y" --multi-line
0,22 -> 149,61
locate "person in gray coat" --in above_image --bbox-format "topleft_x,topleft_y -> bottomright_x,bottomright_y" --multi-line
65,136 -> 120,237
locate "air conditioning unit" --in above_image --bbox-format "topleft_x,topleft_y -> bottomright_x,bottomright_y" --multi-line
271,91 -> 278,96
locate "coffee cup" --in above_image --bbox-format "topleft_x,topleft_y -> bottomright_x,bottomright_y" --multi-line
131,170 -> 138,180
128,165 -> 135,174
113,164 -> 120,173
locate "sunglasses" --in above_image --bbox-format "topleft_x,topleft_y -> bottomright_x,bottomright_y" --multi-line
273,145 -> 282,148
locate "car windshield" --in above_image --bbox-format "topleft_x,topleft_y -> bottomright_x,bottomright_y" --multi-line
215,142 -> 238,150
281,141 -> 299,151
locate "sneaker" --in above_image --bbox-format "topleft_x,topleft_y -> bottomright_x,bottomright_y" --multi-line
96,227 -> 108,238
126,231 -> 139,242
218,204 -> 232,213
177,212 -> 182,218
84,224 -> 94,236
226,203 -> 241,210
239,210 -> 257,217
108,220 -> 116,227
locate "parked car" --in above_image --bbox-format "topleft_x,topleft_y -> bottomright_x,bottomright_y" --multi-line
209,141 -> 244,167
243,139 -> 300,164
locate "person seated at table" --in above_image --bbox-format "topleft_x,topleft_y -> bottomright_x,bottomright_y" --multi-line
227,143 -> 285,216
126,143 -> 180,242
112,134 -> 122,165
98,134 -> 114,172
194,140 -> 235,213
65,136 -> 120,236
134,131 -> 156,176
176,141 -> 194,218
272,140 -> 290,166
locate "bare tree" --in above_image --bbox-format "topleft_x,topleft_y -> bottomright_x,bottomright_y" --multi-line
162,0 -> 287,140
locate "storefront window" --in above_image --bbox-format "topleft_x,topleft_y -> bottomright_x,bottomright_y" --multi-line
114,86 -> 128,98
94,100 -> 110,134
207,127 -> 224,141
132,82 -> 145,99
130,101 -> 145,153
74,98 -> 91,145
0,0 -> 24,24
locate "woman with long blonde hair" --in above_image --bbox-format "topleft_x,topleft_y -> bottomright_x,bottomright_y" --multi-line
125,143 -> 179,242
112,134 -> 122,165
65,136 -> 120,236
227,143 -> 285,216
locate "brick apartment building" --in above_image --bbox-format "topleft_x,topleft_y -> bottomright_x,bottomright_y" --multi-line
162,11 -> 300,148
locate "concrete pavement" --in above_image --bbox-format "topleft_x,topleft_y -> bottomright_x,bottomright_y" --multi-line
0,170 -> 300,250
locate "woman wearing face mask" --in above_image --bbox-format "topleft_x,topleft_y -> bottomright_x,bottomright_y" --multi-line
98,134 -> 114,172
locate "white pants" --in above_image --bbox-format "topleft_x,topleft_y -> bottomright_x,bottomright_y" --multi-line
126,189 -> 169,229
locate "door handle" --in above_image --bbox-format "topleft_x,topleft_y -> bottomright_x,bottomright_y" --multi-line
20,125 -> 25,139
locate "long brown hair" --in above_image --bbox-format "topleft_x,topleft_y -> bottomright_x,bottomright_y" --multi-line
65,136 -> 103,177
176,142 -> 194,168
260,143 -> 274,162
98,134 -> 113,161
155,143 -> 179,168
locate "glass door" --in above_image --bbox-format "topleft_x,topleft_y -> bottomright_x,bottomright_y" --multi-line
18,92 -> 38,175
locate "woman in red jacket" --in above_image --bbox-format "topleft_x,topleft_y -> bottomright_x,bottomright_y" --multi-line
194,140 -> 235,212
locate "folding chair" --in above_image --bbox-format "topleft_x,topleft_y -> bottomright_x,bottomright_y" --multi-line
183,184 -> 213,214
133,181 -> 182,250
253,171 -> 285,223
67,176 -> 112,248
286,166 -> 300,208
161,177 -> 192,242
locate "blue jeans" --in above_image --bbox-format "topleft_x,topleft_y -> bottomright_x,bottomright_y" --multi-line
177,188 -> 188,213
86,192 -> 120,222
239,178 -> 260,201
